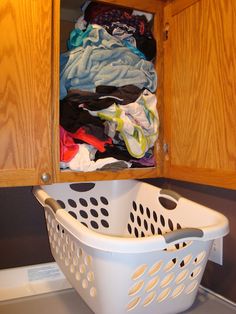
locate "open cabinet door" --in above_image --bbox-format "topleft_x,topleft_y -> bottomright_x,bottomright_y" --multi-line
0,0 -> 53,187
163,0 -> 236,189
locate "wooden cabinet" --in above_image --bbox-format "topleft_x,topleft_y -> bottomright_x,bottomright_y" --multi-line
0,0 -> 236,189
0,0 -> 53,187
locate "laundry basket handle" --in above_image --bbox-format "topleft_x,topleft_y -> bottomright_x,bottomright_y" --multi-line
163,228 -> 204,244
45,198 -> 61,213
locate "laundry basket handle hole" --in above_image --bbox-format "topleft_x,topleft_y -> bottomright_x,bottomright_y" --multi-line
158,189 -> 181,210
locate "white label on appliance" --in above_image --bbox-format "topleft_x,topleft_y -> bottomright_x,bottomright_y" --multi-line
27,265 -> 62,282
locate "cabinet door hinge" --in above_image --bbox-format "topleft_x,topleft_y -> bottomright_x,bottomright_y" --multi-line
163,143 -> 169,154
164,22 -> 170,41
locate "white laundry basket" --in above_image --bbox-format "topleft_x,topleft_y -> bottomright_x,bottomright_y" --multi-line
33,180 -> 229,314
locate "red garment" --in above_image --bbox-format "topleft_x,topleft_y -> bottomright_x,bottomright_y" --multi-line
69,127 -> 112,152
60,126 -> 79,162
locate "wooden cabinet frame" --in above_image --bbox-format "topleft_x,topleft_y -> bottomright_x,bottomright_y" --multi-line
1,0 -> 235,189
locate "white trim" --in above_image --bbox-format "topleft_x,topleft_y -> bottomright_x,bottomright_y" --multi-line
200,285 -> 236,308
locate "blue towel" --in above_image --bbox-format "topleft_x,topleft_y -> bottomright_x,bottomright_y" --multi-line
60,26 -> 157,99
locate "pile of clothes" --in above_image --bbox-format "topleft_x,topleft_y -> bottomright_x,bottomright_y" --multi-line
60,0 -> 159,172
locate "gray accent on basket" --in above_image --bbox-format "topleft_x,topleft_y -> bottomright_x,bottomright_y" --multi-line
160,189 -> 181,201
163,228 -> 204,243
45,198 -> 61,213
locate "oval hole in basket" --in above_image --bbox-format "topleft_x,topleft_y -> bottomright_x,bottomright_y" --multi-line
159,197 -> 177,210
90,197 -> 98,206
75,271 -> 81,281
143,291 -> 156,307
68,199 -> 77,208
190,267 -> 202,280
90,220 -> 99,229
175,270 -> 189,284
160,273 -> 174,288
137,216 -> 142,227
73,256 -> 78,266
179,254 -> 192,268
79,199 -> 88,208
70,183 -> 95,192
100,207 -> 109,216
65,234 -> 70,245
168,219 -> 174,231
145,276 -> 159,292
148,261 -> 163,276
128,280 -> 144,296
84,255 -> 92,266
102,219 -> 109,229
79,264 -> 86,274
193,251 -> 206,265
131,264 -> 147,280
90,209 -> 99,217
153,211 -> 158,222
82,279 -> 88,289
56,200 -> 66,209
77,248 -> 83,258
139,204 -> 144,215
132,201 -> 137,211
157,288 -> 171,303
56,224 -> 60,233
87,271 -> 94,282
100,196 -> 109,205
172,284 -> 185,298
90,287 -> 97,298
164,259 -> 177,272
185,280 -> 198,294
70,241 -> 75,252
70,264 -> 75,274
68,211 -> 77,219
127,297 -> 141,311
146,207 -> 151,218
79,210 -> 88,218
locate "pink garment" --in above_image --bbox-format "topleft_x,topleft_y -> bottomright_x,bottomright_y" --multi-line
60,126 -> 79,162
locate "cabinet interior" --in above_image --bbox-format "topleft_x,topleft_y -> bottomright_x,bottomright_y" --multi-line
55,0 -> 165,183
